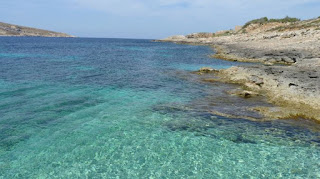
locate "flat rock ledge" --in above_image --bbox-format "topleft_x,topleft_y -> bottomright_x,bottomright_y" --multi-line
216,65 -> 320,121
158,18 -> 320,121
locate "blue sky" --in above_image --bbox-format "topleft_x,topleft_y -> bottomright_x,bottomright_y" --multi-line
1,0 -> 319,39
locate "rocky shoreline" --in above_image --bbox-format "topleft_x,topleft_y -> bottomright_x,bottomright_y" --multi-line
157,17 -> 320,121
0,22 -> 74,37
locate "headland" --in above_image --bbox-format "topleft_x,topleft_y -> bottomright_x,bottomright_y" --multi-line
157,17 -> 320,121
0,22 -> 74,37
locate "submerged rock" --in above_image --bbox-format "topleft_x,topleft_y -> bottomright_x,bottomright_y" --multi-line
228,90 -> 260,98
202,78 -> 221,83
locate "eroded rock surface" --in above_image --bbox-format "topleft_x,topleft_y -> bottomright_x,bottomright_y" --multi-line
158,17 -> 320,121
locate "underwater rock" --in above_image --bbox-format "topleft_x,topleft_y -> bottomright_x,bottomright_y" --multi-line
228,90 -> 259,98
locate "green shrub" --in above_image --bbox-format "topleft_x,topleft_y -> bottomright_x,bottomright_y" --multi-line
268,16 -> 300,23
243,17 -> 268,28
242,16 -> 300,29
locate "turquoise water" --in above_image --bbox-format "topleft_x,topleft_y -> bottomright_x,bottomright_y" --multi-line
1,37 -> 320,178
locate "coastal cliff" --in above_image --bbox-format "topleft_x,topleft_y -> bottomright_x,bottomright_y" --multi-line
158,17 -> 320,121
0,22 -> 74,37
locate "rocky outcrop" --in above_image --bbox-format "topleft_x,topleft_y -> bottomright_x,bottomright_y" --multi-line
158,17 -> 320,121
216,64 -> 320,120
155,35 -> 187,42
199,67 -> 216,73
0,22 -> 74,37
186,33 -> 214,38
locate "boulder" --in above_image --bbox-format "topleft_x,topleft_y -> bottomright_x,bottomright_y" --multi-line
199,67 -> 215,73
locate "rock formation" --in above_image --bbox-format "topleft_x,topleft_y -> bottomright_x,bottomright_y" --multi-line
0,22 -> 74,37
157,17 -> 320,121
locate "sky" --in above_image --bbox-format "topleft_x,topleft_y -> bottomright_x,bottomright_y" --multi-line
1,0 -> 320,39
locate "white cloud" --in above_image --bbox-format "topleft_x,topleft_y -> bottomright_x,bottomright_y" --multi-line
72,0 -> 319,16
70,0 -> 320,38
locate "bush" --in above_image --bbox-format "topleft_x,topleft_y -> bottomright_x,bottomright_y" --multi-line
268,16 -> 300,23
243,17 -> 269,28
242,16 -> 300,29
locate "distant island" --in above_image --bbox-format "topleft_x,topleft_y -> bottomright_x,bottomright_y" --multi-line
157,16 -> 320,121
0,22 -> 74,37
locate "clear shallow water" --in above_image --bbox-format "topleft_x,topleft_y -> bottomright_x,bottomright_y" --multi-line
0,37 -> 320,178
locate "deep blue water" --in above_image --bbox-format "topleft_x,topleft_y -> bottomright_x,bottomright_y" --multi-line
1,37 -> 320,178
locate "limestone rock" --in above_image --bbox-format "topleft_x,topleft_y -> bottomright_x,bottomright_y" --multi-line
0,22 -> 74,37
199,67 -> 215,73
228,90 -> 259,98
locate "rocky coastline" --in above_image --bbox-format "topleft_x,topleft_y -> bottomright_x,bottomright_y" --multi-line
157,17 -> 320,121
0,22 -> 74,37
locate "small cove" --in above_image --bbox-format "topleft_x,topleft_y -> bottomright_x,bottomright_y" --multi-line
0,37 -> 320,178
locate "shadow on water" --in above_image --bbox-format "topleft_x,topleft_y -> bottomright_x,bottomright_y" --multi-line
153,104 -> 320,147
152,70 -> 320,147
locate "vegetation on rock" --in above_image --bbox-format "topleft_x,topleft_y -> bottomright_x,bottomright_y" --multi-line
243,16 -> 300,29
0,22 -> 73,37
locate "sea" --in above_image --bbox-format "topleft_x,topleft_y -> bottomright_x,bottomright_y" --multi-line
1,37 -> 320,178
